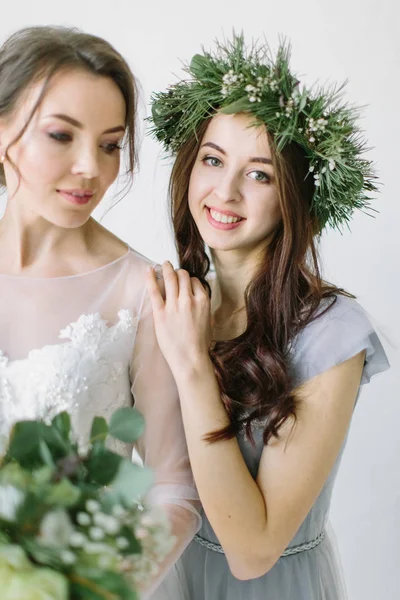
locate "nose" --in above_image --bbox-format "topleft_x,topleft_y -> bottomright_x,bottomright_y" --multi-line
213,169 -> 241,204
71,143 -> 100,179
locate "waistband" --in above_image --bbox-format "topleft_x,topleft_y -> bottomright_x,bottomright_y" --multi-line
193,529 -> 326,557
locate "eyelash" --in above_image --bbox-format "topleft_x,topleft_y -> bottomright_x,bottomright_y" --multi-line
202,154 -> 271,183
202,155 -> 222,168
48,132 -> 122,154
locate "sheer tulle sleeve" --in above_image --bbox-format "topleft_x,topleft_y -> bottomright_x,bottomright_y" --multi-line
130,287 -> 201,596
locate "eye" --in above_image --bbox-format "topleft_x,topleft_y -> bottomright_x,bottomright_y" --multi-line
202,155 -> 222,168
48,132 -> 71,143
248,170 -> 270,183
101,142 -> 122,154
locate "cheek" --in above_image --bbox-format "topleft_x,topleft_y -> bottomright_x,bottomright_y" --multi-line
12,136 -> 68,186
104,155 -> 120,185
188,168 -> 210,211
250,189 -> 282,230
257,188 -> 281,218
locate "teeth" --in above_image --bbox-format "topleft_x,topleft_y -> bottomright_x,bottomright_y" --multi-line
210,209 -> 241,224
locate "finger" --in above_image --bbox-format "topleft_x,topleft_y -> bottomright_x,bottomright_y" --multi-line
191,277 -> 209,298
162,261 -> 179,301
177,269 -> 194,297
146,266 -> 165,311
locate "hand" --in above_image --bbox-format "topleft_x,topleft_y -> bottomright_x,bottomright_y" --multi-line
146,262 -> 212,379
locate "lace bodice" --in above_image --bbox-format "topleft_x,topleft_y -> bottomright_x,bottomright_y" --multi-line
0,309 -> 137,451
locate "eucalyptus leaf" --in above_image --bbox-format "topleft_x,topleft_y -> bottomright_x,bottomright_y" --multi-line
51,412 -> 71,441
0,462 -> 32,489
109,408 -> 145,444
111,459 -> 153,506
39,440 -> 55,468
41,422 -> 70,458
47,478 -> 81,507
16,492 -> 46,530
90,417 -> 108,444
32,466 -> 55,486
7,421 -> 42,467
86,444 -> 122,486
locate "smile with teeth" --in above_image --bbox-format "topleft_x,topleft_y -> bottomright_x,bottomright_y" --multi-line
209,209 -> 242,224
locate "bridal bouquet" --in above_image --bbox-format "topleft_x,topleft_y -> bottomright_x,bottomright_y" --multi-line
0,408 -> 174,599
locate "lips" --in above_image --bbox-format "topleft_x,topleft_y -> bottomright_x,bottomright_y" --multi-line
205,206 -> 245,231
57,189 -> 95,206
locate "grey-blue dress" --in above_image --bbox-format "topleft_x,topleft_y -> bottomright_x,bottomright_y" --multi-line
152,295 -> 390,600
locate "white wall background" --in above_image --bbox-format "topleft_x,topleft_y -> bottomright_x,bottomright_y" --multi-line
1,1 -> 399,598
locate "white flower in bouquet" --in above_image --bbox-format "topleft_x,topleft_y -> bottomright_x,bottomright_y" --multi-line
39,509 -> 74,547
121,505 -> 176,587
0,484 -> 25,521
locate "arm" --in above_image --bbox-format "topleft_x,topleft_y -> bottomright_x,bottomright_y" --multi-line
146,262 -> 364,580
130,285 -> 201,594
174,351 -> 364,580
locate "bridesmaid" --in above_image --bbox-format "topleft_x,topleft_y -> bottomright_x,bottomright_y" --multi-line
146,34 -> 390,599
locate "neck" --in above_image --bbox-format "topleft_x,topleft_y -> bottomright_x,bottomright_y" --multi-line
0,202 -> 93,275
211,248 -> 261,313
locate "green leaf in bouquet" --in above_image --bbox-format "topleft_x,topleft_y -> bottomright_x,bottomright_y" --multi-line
15,492 -> 47,531
0,462 -> 32,489
6,419 -> 70,469
90,417 -> 109,445
109,408 -> 144,444
41,422 -> 71,458
71,567 -> 138,600
0,531 -> 10,544
6,421 -> 43,468
117,525 -> 142,555
47,478 -> 81,507
51,412 -> 72,442
23,538 -> 65,570
39,440 -> 56,468
110,459 -> 153,506
32,465 -> 54,487
86,444 -> 122,486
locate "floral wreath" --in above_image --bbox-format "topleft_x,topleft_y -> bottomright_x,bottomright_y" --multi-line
148,34 -> 378,231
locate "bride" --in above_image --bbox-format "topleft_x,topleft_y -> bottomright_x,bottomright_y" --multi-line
0,25 -> 200,597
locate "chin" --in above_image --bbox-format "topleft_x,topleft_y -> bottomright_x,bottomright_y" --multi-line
47,211 -> 92,230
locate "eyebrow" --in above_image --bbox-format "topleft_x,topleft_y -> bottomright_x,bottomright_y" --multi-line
48,114 -> 125,134
201,141 -> 272,165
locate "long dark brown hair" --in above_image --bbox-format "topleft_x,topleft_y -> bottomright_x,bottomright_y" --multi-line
0,26 -> 138,193
170,116 -> 350,445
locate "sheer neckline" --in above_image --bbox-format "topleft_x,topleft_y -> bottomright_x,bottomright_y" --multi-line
0,247 -> 131,281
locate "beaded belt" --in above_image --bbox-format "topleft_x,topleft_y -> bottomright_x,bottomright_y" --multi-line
194,529 -> 325,557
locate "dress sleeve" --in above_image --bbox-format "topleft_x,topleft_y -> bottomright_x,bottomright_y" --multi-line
130,287 -> 201,596
290,296 -> 390,388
